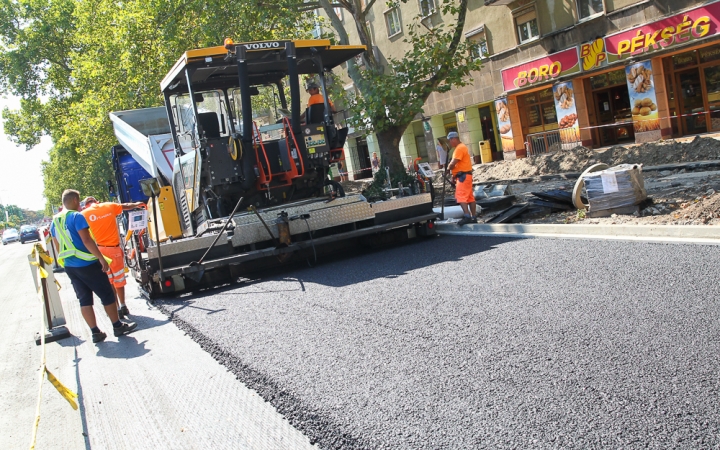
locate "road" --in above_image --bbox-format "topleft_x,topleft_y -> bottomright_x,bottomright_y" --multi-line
0,240 -> 85,450
1,238 -> 316,450
156,235 -> 720,449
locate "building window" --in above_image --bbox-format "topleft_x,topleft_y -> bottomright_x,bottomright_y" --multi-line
419,0 -> 436,17
466,25 -> 489,60
514,7 -> 539,44
312,10 -> 322,39
334,7 -> 344,22
385,8 -> 402,37
576,0 -> 604,21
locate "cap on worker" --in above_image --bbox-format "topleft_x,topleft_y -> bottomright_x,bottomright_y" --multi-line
447,131 -> 459,140
306,81 -> 319,90
82,196 -> 98,207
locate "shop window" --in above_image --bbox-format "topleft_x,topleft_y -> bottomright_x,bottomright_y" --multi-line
589,69 -> 626,90
576,0 -> 603,21
466,25 -> 489,60
514,7 -> 539,44
673,50 -> 698,70
704,65 -> 720,130
699,45 -> 720,64
385,8 -> 402,37
419,0 -> 436,18
521,88 -> 557,134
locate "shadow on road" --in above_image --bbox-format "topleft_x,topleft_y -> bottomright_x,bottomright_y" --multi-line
95,336 -> 150,359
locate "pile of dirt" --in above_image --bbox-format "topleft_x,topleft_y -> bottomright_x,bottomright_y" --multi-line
523,188 -> 720,226
472,135 -> 720,183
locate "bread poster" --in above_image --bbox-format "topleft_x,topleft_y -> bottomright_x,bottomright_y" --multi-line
625,61 -> 662,143
552,81 -> 581,149
495,97 -> 515,153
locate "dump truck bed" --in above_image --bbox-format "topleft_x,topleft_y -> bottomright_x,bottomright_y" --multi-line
109,107 -> 175,181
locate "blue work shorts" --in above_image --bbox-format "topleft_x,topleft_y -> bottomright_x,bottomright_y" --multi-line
65,262 -> 117,307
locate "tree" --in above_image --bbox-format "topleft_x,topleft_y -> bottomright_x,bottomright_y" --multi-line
286,0 -> 481,172
1,0 -> 316,212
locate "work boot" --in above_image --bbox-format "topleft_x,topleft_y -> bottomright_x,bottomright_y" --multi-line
471,216 -> 478,223
92,331 -> 107,343
118,305 -> 129,318
457,216 -> 473,226
113,321 -> 138,337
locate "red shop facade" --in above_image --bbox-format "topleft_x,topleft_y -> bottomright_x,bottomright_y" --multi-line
495,1 -> 720,159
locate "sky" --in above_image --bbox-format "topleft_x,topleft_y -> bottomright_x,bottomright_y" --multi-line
0,95 -> 51,211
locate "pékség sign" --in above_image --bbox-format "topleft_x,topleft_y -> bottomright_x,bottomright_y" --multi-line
605,2 -> 720,63
501,48 -> 580,92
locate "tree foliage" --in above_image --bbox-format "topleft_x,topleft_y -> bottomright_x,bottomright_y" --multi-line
0,203 -> 41,228
294,0 -> 481,172
0,0 -> 315,212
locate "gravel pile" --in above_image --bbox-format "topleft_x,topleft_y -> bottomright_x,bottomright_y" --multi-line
156,237 -> 720,449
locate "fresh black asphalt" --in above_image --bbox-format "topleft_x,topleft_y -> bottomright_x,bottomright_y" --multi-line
157,236 -> 720,449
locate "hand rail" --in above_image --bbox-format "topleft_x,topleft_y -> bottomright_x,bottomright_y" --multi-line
283,117 -> 305,177
252,121 -> 273,185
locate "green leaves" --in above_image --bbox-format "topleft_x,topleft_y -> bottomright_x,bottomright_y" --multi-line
0,0 -> 316,210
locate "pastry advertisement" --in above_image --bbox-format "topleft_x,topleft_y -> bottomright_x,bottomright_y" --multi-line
552,82 -> 581,149
494,97 -> 515,153
625,61 -> 662,143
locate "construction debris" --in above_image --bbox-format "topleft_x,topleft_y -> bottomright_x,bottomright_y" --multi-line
582,164 -> 647,217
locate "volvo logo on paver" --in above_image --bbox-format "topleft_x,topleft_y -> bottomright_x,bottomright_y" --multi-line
244,42 -> 282,50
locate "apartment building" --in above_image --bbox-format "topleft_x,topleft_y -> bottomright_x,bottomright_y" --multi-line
318,0 -> 720,178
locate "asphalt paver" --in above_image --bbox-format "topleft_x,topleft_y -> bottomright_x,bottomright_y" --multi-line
157,236 -> 720,449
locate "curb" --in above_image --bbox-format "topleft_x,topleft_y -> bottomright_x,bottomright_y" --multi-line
435,222 -> 720,245
472,159 -> 720,186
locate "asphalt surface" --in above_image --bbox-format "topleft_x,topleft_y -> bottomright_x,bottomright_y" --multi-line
156,235 -> 720,449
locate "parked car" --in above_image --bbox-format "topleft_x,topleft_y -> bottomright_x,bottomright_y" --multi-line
2,228 -> 19,245
20,225 -> 41,244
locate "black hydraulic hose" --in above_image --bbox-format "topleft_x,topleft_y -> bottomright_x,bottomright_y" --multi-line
193,196 -> 244,265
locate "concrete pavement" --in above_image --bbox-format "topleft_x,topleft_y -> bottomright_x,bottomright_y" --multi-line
0,241 -> 317,450
435,222 -> 720,244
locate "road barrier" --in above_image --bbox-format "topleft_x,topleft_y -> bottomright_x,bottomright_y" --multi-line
28,243 -> 68,343
28,243 -> 77,449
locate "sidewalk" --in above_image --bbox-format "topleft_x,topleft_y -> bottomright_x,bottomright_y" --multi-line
434,221 -> 720,244
1,242 -> 316,450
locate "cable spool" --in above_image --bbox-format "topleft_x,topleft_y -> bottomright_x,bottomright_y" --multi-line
228,136 -> 243,161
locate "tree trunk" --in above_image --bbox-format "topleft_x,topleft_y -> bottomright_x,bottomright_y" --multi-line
375,126 -> 406,173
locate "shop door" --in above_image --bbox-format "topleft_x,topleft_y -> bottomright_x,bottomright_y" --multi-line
478,106 -> 499,156
593,86 -> 634,146
703,65 -> 720,131
677,69 -> 707,135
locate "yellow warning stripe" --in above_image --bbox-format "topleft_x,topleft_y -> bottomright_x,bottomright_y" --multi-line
28,245 -> 77,450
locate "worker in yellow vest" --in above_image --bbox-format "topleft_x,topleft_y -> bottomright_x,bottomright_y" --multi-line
51,189 -> 137,343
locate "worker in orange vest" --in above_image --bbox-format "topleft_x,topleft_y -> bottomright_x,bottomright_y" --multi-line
446,131 -> 477,226
81,197 -> 145,318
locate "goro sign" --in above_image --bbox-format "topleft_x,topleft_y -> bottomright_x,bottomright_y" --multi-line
501,48 -> 580,92
605,3 -> 720,63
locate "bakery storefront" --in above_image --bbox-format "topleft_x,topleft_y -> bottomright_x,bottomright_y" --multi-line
497,1 -> 720,158
584,1 -> 720,142
498,48 -> 582,158
662,42 -> 720,136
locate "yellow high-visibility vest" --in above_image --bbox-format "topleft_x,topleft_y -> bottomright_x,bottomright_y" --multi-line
52,210 -> 111,267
